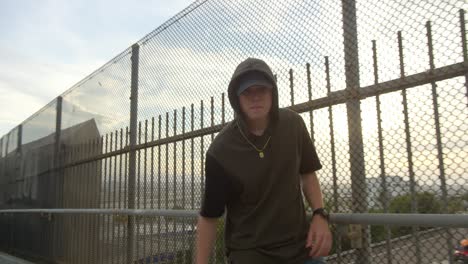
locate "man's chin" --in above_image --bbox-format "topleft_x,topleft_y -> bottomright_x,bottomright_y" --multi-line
246,114 -> 269,121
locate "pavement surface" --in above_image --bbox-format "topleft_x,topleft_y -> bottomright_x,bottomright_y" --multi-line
0,253 -> 35,264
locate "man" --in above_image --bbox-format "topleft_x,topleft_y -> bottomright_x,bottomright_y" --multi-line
195,58 -> 332,264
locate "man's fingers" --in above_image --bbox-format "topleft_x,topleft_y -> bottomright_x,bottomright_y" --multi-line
309,234 -> 332,257
309,232 -> 325,257
306,230 -> 315,248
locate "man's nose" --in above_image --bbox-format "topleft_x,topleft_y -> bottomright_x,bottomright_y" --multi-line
251,91 -> 262,100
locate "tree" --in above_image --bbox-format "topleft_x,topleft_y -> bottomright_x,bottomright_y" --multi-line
387,192 -> 442,237
389,191 -> 441,214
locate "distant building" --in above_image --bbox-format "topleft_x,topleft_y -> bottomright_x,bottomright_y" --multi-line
366,175 -> 416,209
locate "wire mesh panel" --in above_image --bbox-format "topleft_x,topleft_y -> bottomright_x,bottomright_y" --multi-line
61,49 -> 133,138
0,0 -> 466,263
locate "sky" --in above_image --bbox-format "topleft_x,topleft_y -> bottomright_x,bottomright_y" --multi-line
0,0 -> 195,137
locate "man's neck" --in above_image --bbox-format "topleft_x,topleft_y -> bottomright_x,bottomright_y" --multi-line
246,117 -> 269,136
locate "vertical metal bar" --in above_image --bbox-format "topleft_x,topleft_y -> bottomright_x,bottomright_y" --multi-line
325,57 -> 338,212
109,132 -> 115,264
52,96 -> 62,261
77,143 -> 84,264
173,110 -> 178,260
78,142 -> 85,264
127,43 -> 140,264
73,144 -> 79,264
150,117 -> 155,258
113,131 -> 119,263
289,69 -> 294,106
117,129 -> 123,264
88,140 -> 94,263
99,136 -> 105,264
4,133 -> 11,253
54,97 -> 62,201
92,140 -> 97,263
190,104 -> 195,210
398,32 -> 405,78
67,146 -> 73,262
110,130 -> 120,263
173,110 -> 178,206
136,122 -> 142,261
341,1 -> 369,262
221,93 -> 225,125
114,131 -> 118,210
182,106 -> 187,263
104,134 -> 111,264
143,120 -> 148,260
200,100 -> 205,197
165,112 -> 169,258
62,147 -> 68,261
325,57 -> 341,262
157,115 -> 162,259
426,21 -> 453,264
74,143 -> 85,263
398,31 -> 421,264
182,108 -> 186,209
80,142 -> 86,264
75,144 -> 83,264
88,139 -> 95,264
460,9 -> 468,102
138,122 -> 142,208
15,125 -> 23,256
86,138 -> 92,264
306,63 -> 315,144
462,9 -> 468,61
68,146 -> 74,262
91,138 -> 98,264
125,127 -> 129,211
210,96 -> 214,141
372,40 -> 392,264
85,141 -> 92,264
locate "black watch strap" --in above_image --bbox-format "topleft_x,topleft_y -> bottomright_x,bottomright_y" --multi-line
312,207 -> 330,222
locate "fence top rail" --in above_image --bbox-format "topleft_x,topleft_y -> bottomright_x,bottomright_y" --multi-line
1,209 -> 467,228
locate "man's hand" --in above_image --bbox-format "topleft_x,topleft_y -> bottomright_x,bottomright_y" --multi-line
305,215 -> 332,257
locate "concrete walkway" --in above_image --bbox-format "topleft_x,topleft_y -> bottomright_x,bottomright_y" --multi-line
0,253 -> 35,264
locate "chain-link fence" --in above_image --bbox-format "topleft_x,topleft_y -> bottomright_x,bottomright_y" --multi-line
0,0 -> 467,263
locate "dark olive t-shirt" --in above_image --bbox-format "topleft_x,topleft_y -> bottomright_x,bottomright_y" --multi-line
200,108 -> 322,263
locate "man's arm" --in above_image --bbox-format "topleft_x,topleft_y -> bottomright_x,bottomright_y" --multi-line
195,216 -> 218,264
301,171 -> 332,257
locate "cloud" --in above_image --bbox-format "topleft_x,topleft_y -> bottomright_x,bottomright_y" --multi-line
0,0 -> 196,137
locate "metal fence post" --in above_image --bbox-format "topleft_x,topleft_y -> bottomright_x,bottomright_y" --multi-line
341,0 -> 370,263
52,96 -> 62,261
14,126 -> 22,255
127,43 -> 140,264
16,125 -> 22,179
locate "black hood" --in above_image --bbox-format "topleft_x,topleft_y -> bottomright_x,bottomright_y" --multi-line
227,58 -> 279,125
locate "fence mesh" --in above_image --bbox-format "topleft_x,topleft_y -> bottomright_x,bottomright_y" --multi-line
0,0 -> 467,263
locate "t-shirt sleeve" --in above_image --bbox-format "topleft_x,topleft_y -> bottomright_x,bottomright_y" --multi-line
200,153 -> 228,218
298,116 -> 323,174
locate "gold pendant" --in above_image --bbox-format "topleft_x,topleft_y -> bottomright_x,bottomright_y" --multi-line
259,152 -> 264,158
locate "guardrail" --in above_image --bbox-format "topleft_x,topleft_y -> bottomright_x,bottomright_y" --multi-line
1,209 -> 467,228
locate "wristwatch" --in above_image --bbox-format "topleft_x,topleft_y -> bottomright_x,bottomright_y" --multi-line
312,207 -> 330,222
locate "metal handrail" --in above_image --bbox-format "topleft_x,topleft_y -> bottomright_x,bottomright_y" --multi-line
1,209 -> 467,228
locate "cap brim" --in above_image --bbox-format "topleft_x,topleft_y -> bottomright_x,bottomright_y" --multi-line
237,80 -> 273,96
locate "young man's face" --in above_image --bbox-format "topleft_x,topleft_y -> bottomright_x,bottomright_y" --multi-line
239,85 -> 272,122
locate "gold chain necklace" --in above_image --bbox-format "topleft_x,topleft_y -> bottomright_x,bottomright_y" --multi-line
237,123 -> 271,158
